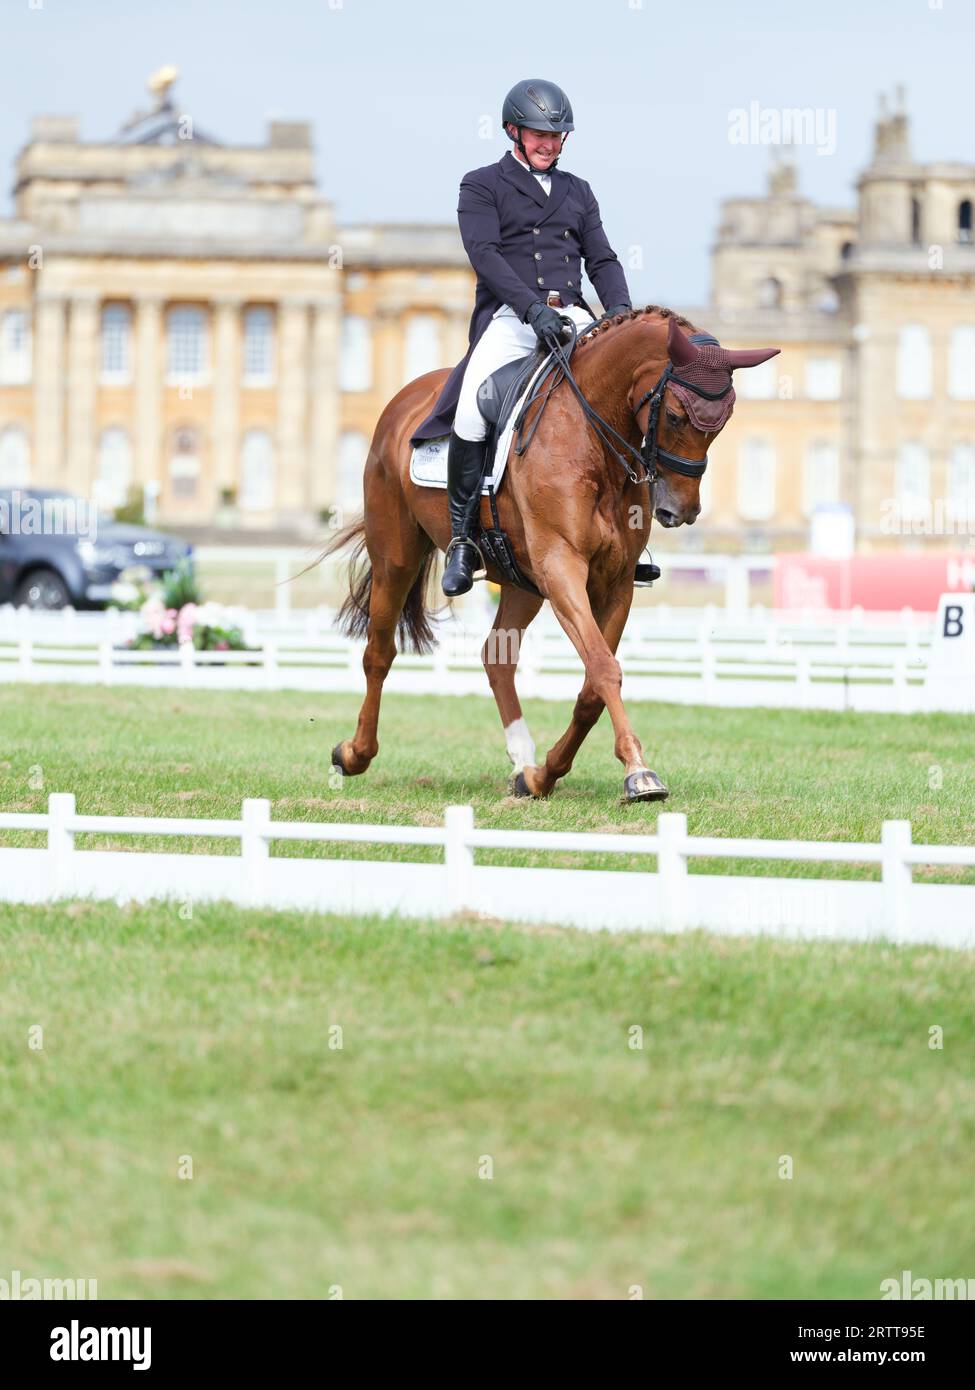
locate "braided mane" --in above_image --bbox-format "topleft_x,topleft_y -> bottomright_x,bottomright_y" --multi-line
574,303 -> 699,353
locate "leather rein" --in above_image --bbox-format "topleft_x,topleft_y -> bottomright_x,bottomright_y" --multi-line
513,317 -> 726,487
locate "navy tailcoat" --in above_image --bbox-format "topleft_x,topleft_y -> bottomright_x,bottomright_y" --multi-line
410,151 -> 631,444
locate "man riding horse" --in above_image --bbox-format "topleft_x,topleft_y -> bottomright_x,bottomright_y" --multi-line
325,86 -> 780,805
410,77 -> 635,597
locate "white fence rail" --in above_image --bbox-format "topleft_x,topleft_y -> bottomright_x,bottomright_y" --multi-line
2,795 -> 974,948
0,604 -> 952,711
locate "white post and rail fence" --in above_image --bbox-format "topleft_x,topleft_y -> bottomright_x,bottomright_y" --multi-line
2,795 -> 974,949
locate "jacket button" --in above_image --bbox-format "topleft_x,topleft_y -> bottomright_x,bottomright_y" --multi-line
563,254 -> 569,262
537,276 -> 544,285
563,229 -> 570,237
567,279 -> 574,286
533,228 -> 540,235
534,252 -> 541,260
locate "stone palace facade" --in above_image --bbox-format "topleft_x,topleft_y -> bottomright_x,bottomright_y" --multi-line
1,75 -> 974,549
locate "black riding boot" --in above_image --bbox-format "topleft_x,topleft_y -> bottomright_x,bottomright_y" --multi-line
442,431 -> 487,597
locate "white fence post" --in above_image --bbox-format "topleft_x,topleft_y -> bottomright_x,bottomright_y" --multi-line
701,647 -> 717,700
796,651 -> 812,700
47,792 -> 76,898
99,641 -> 113,683
881,820 -> 913,938
241,798 -> 271,906
444,804 -> 475,915
18,637 -> 31,679
657,811 -> 688,931
724,559 -> 748,614
263,640 -> 278,690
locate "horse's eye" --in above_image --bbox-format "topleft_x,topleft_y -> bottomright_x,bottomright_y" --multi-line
665,410 -> 683,428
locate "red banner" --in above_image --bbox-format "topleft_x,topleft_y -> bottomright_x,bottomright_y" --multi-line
774,553 -> 975,612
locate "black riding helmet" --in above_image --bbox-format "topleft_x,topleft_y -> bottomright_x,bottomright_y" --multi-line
502,79 -> 574,170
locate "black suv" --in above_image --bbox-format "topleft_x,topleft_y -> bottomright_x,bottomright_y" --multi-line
0,489 -> 193,609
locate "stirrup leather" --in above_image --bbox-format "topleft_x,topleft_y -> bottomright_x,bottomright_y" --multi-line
444,534 -> 487,581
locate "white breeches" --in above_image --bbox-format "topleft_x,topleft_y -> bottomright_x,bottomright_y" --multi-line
453,303 -> 596,442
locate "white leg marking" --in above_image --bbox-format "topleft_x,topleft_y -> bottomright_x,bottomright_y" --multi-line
504,716 -> 536,773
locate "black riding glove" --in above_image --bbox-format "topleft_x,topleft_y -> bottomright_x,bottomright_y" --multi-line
524,301 -> 565,344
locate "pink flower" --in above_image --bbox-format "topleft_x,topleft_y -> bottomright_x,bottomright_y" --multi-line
141,596 -> 167,640
216,639 -> 230,651
160,608 -> 177,636
177,602 -> 199,645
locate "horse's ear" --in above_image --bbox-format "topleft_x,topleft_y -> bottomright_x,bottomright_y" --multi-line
722,346 -> 781,369
666,316 -> 701,368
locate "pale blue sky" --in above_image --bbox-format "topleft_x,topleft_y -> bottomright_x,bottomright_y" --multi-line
2,0 -> 972,304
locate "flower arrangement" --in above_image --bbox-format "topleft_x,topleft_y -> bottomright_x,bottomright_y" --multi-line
116,558 -> 251,653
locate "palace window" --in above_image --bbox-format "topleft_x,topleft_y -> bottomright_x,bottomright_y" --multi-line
240,430 -> 275,510
735,356 -> 777,400
737,438 -> 776,521
756,277 -> 782,310
243,307 -> 275,385
0,309 -> 31,384
895,325 -> 932,399
896,441 -> 930,519
802,440 -> 841,517
959,199 -> 973,245
0,425 -> 30,487
947,443 -> 975,519
169,427 -> 201,499
95,428 -> 133,512
100,304 -> 132,383
166,306 -> 208,382
948,326 -> 975,400
340,316 -> 372,392
403,314 -> 441,385
805,356 -> 842,400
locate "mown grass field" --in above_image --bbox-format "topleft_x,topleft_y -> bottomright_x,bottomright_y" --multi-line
1,901 -> 974,1299
1,684 -> 974,1298
0,683 -> 973,878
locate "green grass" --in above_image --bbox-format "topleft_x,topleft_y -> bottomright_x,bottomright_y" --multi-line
0,684 -> 973,880
1,901 -> 973,1299
1,686 -> 974,1298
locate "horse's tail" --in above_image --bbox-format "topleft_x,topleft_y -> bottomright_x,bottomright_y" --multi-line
307,517 -> 441,656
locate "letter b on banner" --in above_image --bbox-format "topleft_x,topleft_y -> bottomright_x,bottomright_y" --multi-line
924,593 -> 975,711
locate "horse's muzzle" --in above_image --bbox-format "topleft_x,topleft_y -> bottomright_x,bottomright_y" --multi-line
654,505 -> 699,528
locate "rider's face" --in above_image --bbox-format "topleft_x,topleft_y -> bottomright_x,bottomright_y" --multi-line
509,124 -> 564,168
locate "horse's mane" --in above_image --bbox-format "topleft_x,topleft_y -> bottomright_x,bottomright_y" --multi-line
574,304 -> 699,354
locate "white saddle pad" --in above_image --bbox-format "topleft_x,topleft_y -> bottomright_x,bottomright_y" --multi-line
409,356 -> 553,493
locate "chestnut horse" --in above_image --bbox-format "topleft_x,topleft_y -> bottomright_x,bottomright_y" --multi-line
325,306 -> 778,803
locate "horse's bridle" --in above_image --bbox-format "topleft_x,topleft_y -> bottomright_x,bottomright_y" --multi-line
633,332 -> 729,483
517,321 -> 728,490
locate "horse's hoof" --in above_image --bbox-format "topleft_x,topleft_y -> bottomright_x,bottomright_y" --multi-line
622,769 -> 669,803
331,742 -> 347,774
509,770 -> 533,798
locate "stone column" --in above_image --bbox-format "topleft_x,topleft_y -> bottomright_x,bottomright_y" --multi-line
65,293 -> 99,499
134,295 -> 164,492
32,290 -> 67,485
276,297 -> 310,515
211,296 -> 241,496
309,293 -> 342,516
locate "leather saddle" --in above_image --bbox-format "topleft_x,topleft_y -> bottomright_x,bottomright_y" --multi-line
475,348 -> 548,469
